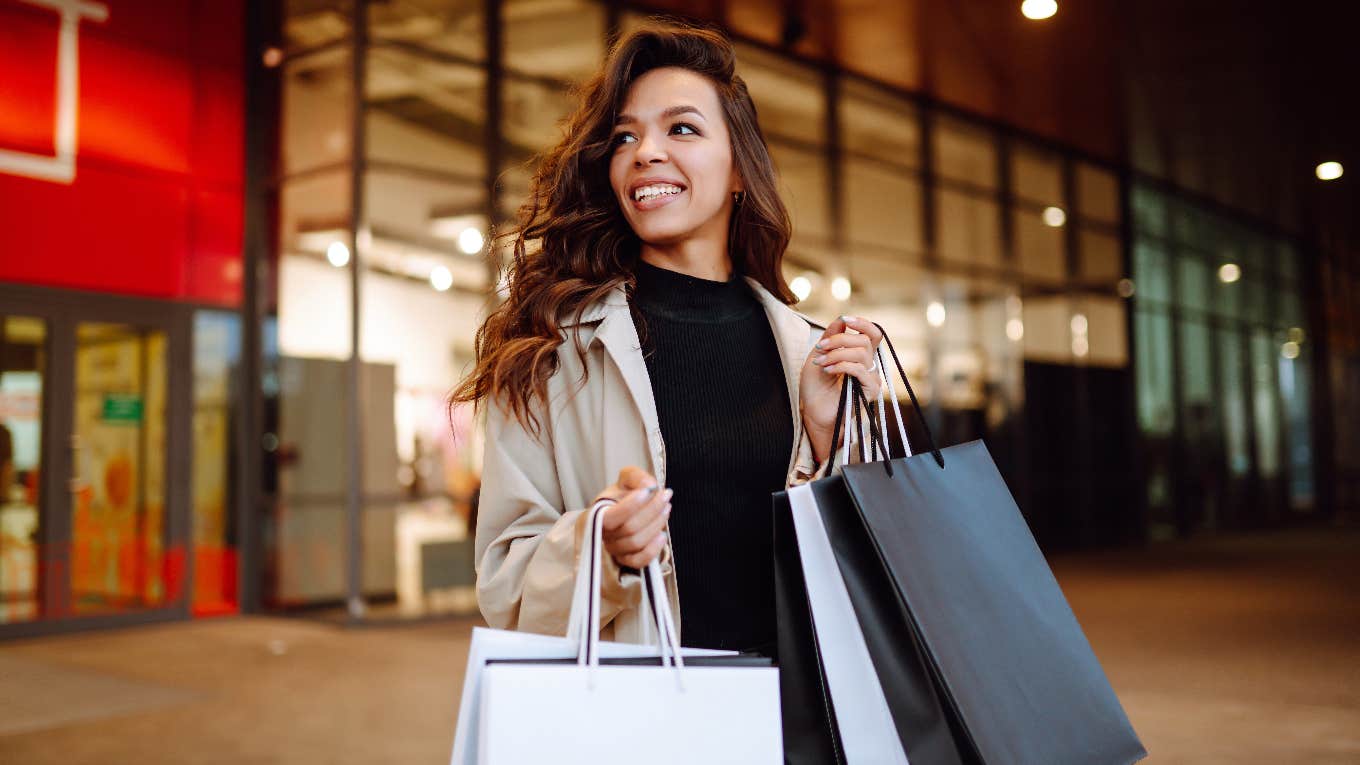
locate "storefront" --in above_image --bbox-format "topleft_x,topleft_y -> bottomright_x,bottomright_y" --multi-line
0,0 -> 244,636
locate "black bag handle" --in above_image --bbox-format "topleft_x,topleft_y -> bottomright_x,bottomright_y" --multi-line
822,324 -> 945,475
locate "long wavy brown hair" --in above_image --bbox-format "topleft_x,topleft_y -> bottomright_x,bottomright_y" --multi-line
450,19 -> 794,436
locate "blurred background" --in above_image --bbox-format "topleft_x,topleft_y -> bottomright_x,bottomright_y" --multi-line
0,0 -> 1356,762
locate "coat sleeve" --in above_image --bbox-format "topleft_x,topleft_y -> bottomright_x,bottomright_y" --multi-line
474,396 -> 643,637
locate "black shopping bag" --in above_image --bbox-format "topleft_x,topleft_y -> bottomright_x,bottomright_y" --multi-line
774,330 -> 1146,765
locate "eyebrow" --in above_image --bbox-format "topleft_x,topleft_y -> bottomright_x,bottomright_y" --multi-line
614,104 -> 706,126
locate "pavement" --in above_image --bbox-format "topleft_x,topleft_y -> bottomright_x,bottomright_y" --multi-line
1,526 -> 1357,764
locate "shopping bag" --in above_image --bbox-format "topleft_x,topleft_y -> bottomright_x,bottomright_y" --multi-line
774,331 -> 1146,765
452,502 -> 783,765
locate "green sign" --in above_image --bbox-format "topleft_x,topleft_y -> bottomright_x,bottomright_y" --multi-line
102,394 -> 143,423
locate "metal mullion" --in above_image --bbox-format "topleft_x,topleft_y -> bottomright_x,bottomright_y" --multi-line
343,0 -> 370,622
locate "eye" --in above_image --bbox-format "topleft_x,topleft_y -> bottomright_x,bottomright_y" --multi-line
612,132 -> 636,147
670,122 -> 699,136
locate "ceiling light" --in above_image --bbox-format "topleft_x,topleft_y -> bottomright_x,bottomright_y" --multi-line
1070,313 -> 1088,335
326,241 -> 350,268
430,266 -> 454,292
790,276 -> 813,301
262,47 -> 283,68
1281,341 -> 1301,360
1288,327 -> 1305,344
1042,206 -> 1067,227
1072,336 -> 1089,358
830,277 -> 852,301
1218,263 -> 1241,283
1315,161 -> 1343,181
1006,318 -> 1025,342
1117,278 -> 1136,298
1021,0 -> 1058,21
457,227 -> 485,255
926,301 -> 946,328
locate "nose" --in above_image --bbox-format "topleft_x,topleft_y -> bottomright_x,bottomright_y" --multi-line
633,131 -> 667,166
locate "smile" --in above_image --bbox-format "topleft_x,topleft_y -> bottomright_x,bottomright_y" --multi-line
630,183 -> 685,210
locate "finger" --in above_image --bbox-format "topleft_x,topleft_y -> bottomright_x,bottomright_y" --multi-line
823,361 -> 883,397
605,487 -> 671,537
838,315 -> 883,347
815,332 -> 872,353
618,533 -> 666,569
811,347 -> 875,368
617,499 -> 672,553
617,466 -> 657,492
600,485 -> 661,532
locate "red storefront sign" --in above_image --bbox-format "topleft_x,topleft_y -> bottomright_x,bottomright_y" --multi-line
0,0 -> 244,307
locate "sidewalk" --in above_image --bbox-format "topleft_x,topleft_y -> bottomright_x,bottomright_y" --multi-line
1,527 -> 1357,764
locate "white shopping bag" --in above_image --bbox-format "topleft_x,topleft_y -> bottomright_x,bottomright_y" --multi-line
451,502 -> 783,765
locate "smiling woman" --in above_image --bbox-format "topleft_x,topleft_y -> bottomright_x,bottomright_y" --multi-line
451,20 -> 885,656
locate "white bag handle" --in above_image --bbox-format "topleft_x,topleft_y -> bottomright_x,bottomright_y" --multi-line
565,502 -> 684,681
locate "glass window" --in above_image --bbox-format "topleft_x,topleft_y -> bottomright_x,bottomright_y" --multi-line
840,79 -> 920,167
1133,241 -> 1171,303
278,168 -> 354,360
505,0 -> 605,81
1176,255 -> 1211,314
1014,207 -> 1065,282
1178,319 -> 1215,419
736,44 -> 826,145
282,47 -> 354,177
1021,296 -> 1071,363
1010,144 -> 1062,206
1250,331 -> 1281,478
1277,242 -> 1301,283
771,143 -> 832,248
1,316 -> 45,624
843,158 -> 924,261
502,76 -> 576,162
285,0 -> 354,51
370,0 -> 485,61
366,47 -> 487,177
1242,275 -> 1268,323
1079,297 -> 1128,368
1079,229 -> 1122,283
1134,309 -> 1174,436
937,189 -> 1001,268
1278,342 -> 1314,510
192,312 -> 242,615
932,116 -> 997,189
1077,163 -> 1120,225
1131,185 -> 1168,238
1217,328 -> 1251,477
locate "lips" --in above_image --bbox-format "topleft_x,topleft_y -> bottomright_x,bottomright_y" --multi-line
627,177 -> 687,211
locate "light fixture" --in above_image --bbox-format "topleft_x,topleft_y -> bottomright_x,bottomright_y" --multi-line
1006,318 -> 1025,342
1042,206 -> 1067,227
1218,263 -> 1241,283
1006,294 -> 1023,315
457,227 -> 485,255
1288,327 -> 1306,344
1070,313 -> 1088,335
1281,341 -> 1301,360
1316,161 -> 1344,181
326,241 -> 350,268
926,301 -> 947,327
1072,336 -> 1089,358
790,276 -> 813,301
1021,0 -> 1058,21
830,276 -> 852,301
1117,278 -> 1136,298
262,47 -> 283,68
430,265 -> 454,292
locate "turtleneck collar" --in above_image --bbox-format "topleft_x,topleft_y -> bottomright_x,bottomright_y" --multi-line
631,258 -> 757,322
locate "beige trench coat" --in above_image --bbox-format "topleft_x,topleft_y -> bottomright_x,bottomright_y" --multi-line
474,276 -> 858,645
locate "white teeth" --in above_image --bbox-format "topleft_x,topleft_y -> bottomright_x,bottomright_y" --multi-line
633,184 -> 683,202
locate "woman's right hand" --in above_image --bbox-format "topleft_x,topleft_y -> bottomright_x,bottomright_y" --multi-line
592,466 -> 672,569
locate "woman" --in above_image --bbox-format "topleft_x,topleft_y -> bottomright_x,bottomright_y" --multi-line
452,21 -> 883,652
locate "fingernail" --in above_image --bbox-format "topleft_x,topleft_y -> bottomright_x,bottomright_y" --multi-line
841,315 -> 856,323
822,365 -> 836,374
662,488 -> 674,500
813,354 -> 825,365
816,340 -> 827,349
663,505 -> 672,517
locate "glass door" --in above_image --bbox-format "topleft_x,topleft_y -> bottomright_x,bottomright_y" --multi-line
0,315 -> 47,624
69,322 -> 171,615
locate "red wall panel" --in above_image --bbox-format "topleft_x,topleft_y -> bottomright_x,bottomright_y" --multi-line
0,0 -> 245,307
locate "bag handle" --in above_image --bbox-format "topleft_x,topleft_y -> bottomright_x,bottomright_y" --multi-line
824,324 -> 945,475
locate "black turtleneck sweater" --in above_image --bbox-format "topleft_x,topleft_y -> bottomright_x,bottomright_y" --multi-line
629,259 -> 794,654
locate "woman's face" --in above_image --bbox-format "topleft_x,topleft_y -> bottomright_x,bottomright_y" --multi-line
608,67 -> 742,248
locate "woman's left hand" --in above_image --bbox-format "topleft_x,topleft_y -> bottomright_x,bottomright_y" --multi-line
799,315 -> 883,464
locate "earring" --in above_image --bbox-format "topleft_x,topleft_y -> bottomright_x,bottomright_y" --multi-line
733,190 -> 746,204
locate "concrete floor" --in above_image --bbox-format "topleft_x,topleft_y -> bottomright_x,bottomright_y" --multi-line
1,526 -> 1356,764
